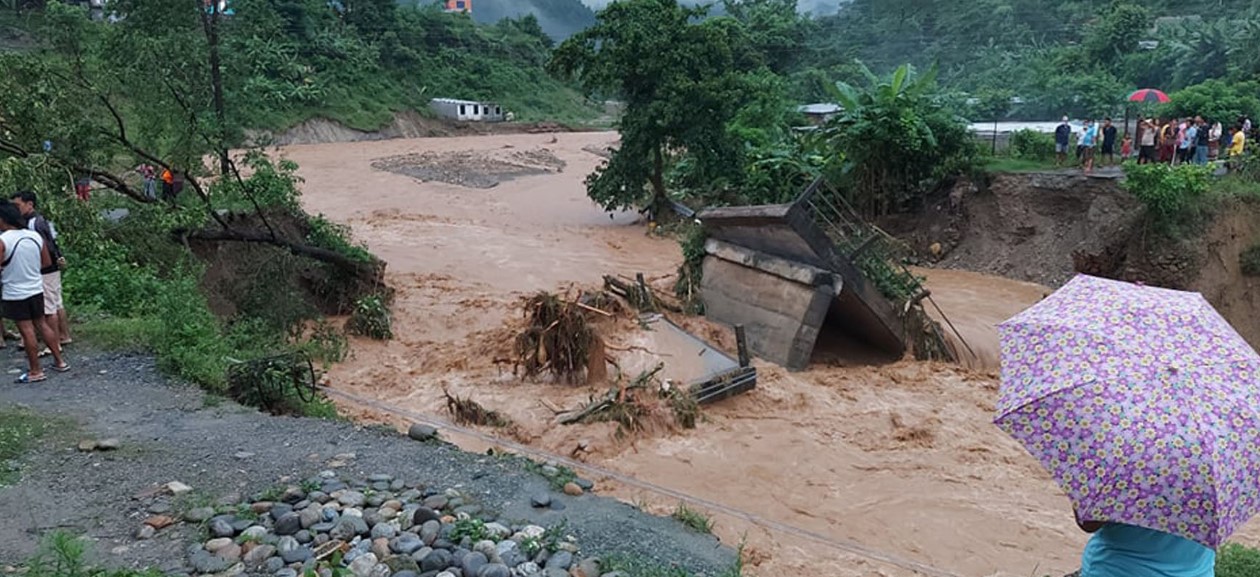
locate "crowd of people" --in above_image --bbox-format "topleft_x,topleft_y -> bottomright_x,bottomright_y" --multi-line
0,192 -> 72,384
1053,115 -> 1251,174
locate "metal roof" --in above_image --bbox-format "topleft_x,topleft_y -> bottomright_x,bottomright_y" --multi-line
430,98 -> 499,106
797,103 -> 842,115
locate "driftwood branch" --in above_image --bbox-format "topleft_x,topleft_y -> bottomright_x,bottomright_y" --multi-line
557,363 -> 663,425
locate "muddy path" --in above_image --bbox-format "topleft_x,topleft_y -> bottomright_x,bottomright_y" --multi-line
281,132 -> 1260,577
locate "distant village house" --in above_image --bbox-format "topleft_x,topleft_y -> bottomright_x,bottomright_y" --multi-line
444,0 -> 471,13
429,98 -> 506,122
797,103 -> 842,126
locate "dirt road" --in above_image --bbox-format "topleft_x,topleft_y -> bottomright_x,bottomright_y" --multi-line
282,132 -> 1260,577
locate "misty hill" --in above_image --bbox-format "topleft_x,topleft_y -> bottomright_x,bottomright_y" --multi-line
465,0 -> 596,40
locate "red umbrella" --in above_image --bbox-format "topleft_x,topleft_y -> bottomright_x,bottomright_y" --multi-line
1128,88 -> 1170,103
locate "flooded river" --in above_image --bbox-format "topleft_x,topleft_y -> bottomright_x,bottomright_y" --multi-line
281,131 -> 1260,577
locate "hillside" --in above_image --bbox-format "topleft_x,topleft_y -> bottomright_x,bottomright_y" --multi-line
805,0 -> 1260,119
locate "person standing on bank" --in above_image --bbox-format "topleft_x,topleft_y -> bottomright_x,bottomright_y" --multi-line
0,203 -> 68,383
12,191 -> 70,346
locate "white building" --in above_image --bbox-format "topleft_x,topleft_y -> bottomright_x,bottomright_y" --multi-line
428,98 -> 505,122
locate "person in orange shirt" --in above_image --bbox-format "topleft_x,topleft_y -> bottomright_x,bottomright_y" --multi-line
161,168 -> 174,201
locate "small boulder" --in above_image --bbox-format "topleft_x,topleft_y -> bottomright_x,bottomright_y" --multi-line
407,424 -> 437,441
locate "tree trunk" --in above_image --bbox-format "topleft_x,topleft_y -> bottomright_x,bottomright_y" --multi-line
199,0 -> 231,175
648,145 -> 667,220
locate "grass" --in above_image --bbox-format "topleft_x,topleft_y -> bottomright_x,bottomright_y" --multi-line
671,503 -> 714,534
1218,543 -> 1260,577
0,405 -> 53,486
24,531 -> 161,577
522,458 -> 580,491
73,311 -> 161,352
600,551 -> 743,577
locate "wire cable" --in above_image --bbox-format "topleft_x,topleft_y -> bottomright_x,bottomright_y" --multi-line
316,384 -> 966,577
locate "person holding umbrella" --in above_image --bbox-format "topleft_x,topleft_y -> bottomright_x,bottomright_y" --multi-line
995,275 -> 1260,577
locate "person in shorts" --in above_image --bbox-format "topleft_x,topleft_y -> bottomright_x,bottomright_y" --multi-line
12,191 -> 70,347
1080,119 -> 1099,174
1055,116 -> 1072,166
0,203 -> 67,383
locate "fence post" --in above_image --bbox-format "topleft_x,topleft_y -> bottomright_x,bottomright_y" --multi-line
735,324 -> 750,368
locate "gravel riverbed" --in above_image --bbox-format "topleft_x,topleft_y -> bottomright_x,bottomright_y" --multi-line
0,351 -> 735,576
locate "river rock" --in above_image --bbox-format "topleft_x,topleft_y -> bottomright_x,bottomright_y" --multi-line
382,555 -> 419,574
561,483 -> 582,497
243,544 -> 276,566
275,570 -> 297,577
275,513 -> 302,536
282,486 -> 306,504
529,494 -> 551,509
516,562 -> 540,576
339,491 -> 367,508
373,538 -> 392,560
571,558 -> 600,577
419,521 -> 441,545
241,526 -> 268,541
349,554 -> 378,577
205,538 -> 234,553
185,507 -> 216,523
541,569 -> 567,577
412,507 -> 440,526
209,518 -> 235,538
295,530 -> 313,544
271,504 -> 294,520
391,533 -> 424,555
299,507 -> 322,529
372,523 -> 398,540
310,491 -> 331,504
420,549 -> 452,573
190,551 -> 231,574
574,478 -> 594,491
544,551 -> 572,571
215,543 -> 243,562
422,495 -> 448,510
135,525 -> 155,540
434,572 -> 455,577
280,547 -> 313,564
476,564 -> 510,577
265,557 -> 286,573
407,424 -> 437,441
461,552 -> 487,577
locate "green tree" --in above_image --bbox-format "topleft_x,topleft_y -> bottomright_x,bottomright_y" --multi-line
548,0 -> 765,213
1083,0 -> 1152,67
817,61 -> 975,216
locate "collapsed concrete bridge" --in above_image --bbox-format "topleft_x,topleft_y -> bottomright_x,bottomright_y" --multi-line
696,179 -> 956,371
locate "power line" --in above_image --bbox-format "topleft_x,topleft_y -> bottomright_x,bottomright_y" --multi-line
316,384 -> 968,577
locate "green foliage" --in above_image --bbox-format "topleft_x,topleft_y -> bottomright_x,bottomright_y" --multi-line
1218,543 -> 1260,577
346,294 -> 392,340
1010,129 -> 1057,161
673,224 -> 707,315
25,531 -> 161,577
1122,162 -> 1214,233
817,62 -> 977,216
671,503 -> 714,534
1160,80 -> 1260,125
0,406 -> 51,486
549,0 -> 772,212
449,518 -> 488,542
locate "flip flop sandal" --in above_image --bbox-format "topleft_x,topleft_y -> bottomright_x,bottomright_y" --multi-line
52,363 -> 70,373
15,373 -> 46,383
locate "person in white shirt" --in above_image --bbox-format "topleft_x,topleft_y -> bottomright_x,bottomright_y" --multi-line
0,203 -> 67,382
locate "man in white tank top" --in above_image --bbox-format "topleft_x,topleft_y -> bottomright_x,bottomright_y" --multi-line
0,203 -> 67,382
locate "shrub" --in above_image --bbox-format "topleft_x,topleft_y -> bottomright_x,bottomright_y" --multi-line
1218,543 -> 1260,577
1121,162 -> 1213,233
346,294 -> 393,340
1010,129 -> 1056,161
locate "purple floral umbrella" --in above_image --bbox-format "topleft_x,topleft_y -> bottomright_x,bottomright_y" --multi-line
995,274 -> 1260,547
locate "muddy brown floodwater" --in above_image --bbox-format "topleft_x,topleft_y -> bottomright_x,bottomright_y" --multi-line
282,132 -> 1260,577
